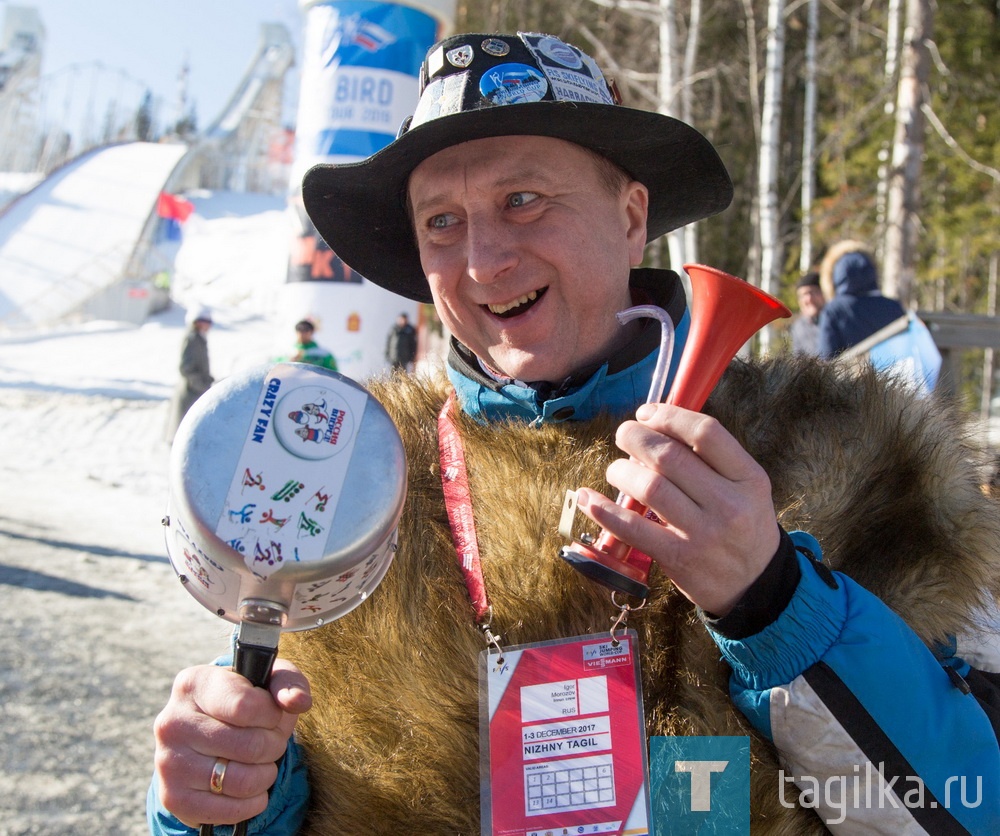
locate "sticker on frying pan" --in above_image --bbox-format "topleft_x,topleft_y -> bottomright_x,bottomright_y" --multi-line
215,364 -> 369,578
273,384 -> 357,461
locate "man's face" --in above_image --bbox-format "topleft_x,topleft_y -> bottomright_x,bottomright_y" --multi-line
408,136 -> 649,383
796,285 -> 824,319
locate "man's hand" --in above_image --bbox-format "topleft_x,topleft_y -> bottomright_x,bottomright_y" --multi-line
575,402 -> 780,616
153,658 -> 312,828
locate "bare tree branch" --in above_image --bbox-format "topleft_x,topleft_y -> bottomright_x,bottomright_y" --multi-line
922,101 -> 1000,182
582,0 -> 659,23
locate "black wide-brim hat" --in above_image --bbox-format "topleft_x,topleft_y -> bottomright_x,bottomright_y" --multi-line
302,31 -> 734,303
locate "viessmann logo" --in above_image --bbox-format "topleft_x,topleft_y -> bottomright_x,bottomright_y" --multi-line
582,640 -> 631,670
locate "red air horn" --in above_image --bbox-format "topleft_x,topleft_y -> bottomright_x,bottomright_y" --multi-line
558,264 -> 791,599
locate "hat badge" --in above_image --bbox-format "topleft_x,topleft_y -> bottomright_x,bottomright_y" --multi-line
446,44 -> 474,68
481,38 -> 510,57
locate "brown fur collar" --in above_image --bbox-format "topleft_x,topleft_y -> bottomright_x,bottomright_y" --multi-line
280,356 -> 1000,835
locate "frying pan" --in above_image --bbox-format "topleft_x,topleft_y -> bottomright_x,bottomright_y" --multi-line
163,361 -> 407,834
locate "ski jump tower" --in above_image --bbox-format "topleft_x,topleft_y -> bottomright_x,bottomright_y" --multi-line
170,23 -> 296,195
0,6 -> 45,174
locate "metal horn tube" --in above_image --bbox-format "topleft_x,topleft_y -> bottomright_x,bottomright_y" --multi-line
558,264 -> 791,598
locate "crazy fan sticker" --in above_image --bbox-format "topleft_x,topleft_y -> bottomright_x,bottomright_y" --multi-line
171,516 -> 228,597
214,364 -> 369,579
479,63 -> 548,106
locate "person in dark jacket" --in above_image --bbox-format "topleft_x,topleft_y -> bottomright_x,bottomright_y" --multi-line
385,312 -> 417,371
816,240 -> 905,359
166,306 -> 213,440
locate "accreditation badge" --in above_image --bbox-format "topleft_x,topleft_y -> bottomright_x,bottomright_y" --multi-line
479,631 -> 651,836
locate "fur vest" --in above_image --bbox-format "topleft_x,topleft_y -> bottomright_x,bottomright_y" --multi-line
281,355 -> 1000,835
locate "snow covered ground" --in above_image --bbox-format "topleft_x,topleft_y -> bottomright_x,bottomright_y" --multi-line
0,190 -> 293,834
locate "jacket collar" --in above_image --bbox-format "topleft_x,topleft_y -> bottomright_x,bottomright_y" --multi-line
446,268 -> 690,424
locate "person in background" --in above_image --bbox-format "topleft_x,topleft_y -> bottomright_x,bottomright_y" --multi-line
384,311 -> 418,372
166,305 -> 213,440
817,240 -> 906,359
789,270 -> 825,355
148,32 -> 1000,834
277,318 -> 338,372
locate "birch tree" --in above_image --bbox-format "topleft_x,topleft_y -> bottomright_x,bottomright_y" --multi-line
798,0 -> 818,273
757,0 -> 786,354
874,0 -> 903,264
655,0 -> 704,271
680,0 -> 703,265
658,0 -> 687,270
882,0 -> 933,307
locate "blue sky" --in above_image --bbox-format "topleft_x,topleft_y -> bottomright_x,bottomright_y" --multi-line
2,0 -> 304,130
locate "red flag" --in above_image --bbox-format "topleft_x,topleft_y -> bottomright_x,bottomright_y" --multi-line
157,191 -> 195,222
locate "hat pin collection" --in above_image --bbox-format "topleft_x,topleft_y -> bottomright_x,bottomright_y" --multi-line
559,264 -> 791,639
161,362 -> 407,836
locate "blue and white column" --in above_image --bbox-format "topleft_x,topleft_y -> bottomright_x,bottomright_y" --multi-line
282,0 -> 454,381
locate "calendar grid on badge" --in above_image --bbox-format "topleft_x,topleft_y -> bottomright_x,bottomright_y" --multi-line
524,754 -> 616,816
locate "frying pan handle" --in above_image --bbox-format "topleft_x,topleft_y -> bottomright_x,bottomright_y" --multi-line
199,621 -> 282,836
233,634 -> 278,689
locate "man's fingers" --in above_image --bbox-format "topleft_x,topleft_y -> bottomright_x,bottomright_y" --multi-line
153,660 -> 313,828
269,658 -> 312,716
626,404 -> 760,484
157,664 -> 301,765
155,747 -> 277,827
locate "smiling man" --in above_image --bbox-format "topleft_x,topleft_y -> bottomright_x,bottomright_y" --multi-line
409,136 -> 645,386
149,32 -> 1000,835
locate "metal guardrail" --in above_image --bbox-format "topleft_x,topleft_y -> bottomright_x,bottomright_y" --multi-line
917,311 -> 1000,399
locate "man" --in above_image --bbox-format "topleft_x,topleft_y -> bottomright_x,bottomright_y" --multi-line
149,32 -> 1000,834
276,318 -> 338,372
166,305 -> 213,440
817,240 -> 906,359
790,271 -> 825,355
384,311 -> 418,372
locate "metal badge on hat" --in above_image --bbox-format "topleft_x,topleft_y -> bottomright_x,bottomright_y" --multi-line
480,38 -> 510,57
447,44 -> 474,68
535,35 -> 582,69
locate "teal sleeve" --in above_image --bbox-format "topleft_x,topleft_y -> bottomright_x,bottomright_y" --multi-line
709,537 -> 1000,832
146,737 -> 310,836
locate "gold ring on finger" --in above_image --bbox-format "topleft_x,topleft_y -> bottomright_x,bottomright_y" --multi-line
209,757 -> 229,795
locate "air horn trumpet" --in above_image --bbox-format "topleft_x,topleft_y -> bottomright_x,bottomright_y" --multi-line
558,263 -> 791,599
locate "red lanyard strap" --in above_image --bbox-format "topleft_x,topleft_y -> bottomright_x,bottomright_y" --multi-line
438,392 -> 491,623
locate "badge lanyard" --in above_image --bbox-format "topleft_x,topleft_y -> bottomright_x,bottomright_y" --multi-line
438,392 -> 642,651
437,392 -> 503,654
438,393 -> 652,836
